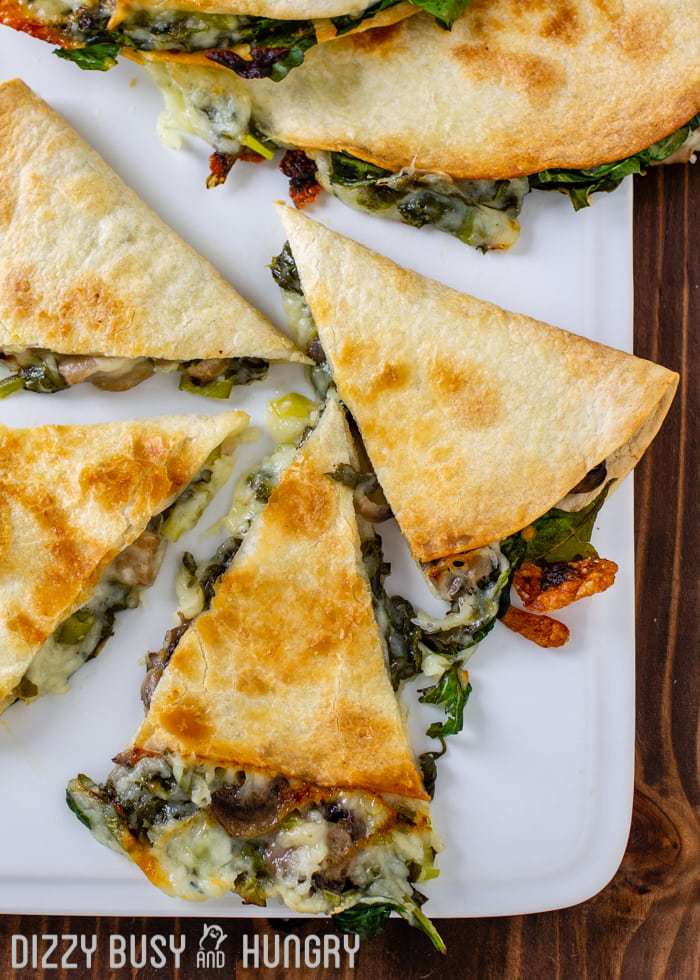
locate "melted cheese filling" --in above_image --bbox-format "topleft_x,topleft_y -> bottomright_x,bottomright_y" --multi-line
68,755 -> 437,912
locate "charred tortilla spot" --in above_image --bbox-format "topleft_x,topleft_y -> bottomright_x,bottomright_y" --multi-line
368,360 -> 411,396
4,268 -> 36,317
428,360 -> 503,430
591,0 -> 624,21
7,611 -> 46,647
160,697 -> 212,744
235,667 -> 272,697
348,23 -> 402,54
266,464 -> 334,538
541,0 -> 580,43
56,274 -> 133,345
452,44 -> 565,106
0,498 -> 11,558
619,8 -> 671,59
335,337 -> 377,374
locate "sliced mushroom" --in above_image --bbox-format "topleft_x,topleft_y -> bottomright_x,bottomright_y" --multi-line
111,530 -> 165,588
58,355 -> 154,390
183,359 -> 230,384
209,776 -> 313,839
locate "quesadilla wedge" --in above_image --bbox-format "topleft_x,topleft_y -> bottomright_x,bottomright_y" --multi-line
0,0 -> 464,84
0,80 -> 305,401
0,411 -> 248,714
273,206 -> 678,661
66,396 -> 444,950
141,0 -> 700,250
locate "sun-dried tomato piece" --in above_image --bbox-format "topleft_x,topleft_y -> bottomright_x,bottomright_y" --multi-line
206,148 -> 266,189
501,606 -> 570,648
514,558 -> 618,612
206,152 -> 236,188
279,149 -> 322,209
207,47 -> 290,79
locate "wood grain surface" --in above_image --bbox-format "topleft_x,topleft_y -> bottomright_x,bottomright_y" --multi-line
1,167 -> 698,980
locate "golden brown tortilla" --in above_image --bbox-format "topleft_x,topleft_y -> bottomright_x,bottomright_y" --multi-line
154,0 -> 700,179
0,80 -> 304,364
279,205 -> 678,563
136,397 -> 427,799
0,412 -> 248,705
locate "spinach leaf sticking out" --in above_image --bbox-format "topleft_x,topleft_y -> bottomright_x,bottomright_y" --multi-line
270,242 -> 303,294
501,482 -> 612,567
418,743 -> 445,799
419,664 -> 472,739
329,153 -> 393,186
409,0 -> 471,28
56,42 -> 120,71
530,115 -> 700,210
361,537 -> 424,689
334,896 -> 446,953
333,0 -> 469,35
331,0 -> 401,34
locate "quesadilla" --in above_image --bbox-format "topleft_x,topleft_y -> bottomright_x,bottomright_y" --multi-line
0,411 -> 248,714
0,80 -> 305,401
273,205 -> 678,660
66,396 -> 445,950
0,0 -> 464,83
141,0 -> 700,250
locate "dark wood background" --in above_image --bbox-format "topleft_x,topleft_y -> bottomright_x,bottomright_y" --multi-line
1,167 -> 698,980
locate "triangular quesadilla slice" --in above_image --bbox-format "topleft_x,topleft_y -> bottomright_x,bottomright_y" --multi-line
0,411 -> 248,714
0,79 -> 305,401
274,205 -> 678,653
66,397 -> 444,950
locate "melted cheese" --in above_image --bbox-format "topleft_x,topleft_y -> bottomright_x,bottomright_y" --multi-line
147,61 -> 252,156
91,754 -> 437,913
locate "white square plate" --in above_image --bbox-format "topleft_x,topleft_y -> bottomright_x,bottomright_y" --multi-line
0,30 -> 634,918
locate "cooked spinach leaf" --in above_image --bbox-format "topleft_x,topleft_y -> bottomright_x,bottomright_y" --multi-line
334,896 -> 445,952
361,537 -> 424,689
334,901 -> 393,938
419,665 -> 471,739
270,242 -> 303,294
531,115 -> 700,210
56,42 -> 120,71
502,483 -> 612,566
418,741 -> 445,799
329,153 -> 392,185
332,0 -> 400,34
321,152 -> 527,251
410,0 -> 470,28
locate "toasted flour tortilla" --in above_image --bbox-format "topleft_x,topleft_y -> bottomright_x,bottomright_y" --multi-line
0,80 -> 303,364
279,206 -> 678,563
136,397 -> 426,799
0,412 -> 247,704
159,0 -> 700,179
